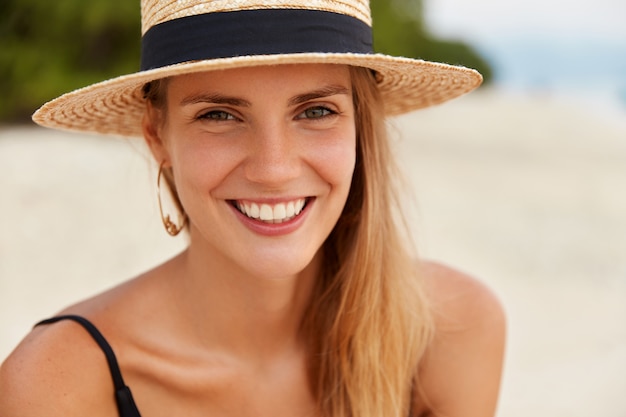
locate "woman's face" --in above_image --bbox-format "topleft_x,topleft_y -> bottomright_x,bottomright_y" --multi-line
151,64 -> 357,279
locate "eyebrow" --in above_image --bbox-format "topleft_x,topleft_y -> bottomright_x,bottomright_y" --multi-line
179,84 -> 351,107
180,93 -> 251,107
287,85 -> 351,106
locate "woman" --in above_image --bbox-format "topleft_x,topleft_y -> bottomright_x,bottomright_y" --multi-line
0,1 -> 505,416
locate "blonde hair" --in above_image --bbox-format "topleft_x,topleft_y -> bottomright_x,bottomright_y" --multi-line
301,66 -> 433,417
144,66 -> 433,416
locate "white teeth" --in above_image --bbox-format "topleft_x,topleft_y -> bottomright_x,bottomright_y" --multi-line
259,204 -> 273,221
286,201 -> 295,217
237,199 -> 306,223
273,203 -> 286,219
249,202 -> 260,218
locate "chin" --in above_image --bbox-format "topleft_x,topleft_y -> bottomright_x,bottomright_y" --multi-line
237,248 -> 321,282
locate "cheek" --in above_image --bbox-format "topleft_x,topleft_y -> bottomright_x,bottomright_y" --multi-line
169,136 -> 243,199
311,129 -> 357,189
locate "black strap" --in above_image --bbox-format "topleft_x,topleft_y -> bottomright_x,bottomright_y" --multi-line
35,315 -> 142,417
141,8 -> 373,71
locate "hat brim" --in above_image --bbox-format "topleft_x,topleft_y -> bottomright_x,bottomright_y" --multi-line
32,52 -> 482,138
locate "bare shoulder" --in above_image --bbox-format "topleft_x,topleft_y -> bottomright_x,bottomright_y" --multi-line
0,262 -> 178,416
416,261 -> 506,417
421,261 -> 506,328
0,317 -> 120,417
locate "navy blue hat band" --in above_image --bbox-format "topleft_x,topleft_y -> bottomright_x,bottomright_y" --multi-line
141,9 -> 374,71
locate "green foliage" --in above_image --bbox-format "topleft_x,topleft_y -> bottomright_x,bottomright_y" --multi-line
0,0 -> 492,124
1,0 -> 140,123
371,0 -> 493,82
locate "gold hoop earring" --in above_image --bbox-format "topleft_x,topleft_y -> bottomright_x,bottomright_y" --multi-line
157,162 -> 187,236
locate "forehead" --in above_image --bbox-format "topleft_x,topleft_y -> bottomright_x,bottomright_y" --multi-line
167,64 -> 352,96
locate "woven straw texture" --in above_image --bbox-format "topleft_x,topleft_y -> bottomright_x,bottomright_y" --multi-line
32,0 -> 483,137
142,0 -> 371,33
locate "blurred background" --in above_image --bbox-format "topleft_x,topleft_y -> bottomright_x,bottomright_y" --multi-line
1,1 -> 625,416
0,0 -> 494,123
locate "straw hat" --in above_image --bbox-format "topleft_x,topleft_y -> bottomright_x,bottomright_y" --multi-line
32,0 -> 483,138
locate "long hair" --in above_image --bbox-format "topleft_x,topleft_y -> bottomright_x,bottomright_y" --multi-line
301,66 -> 433,417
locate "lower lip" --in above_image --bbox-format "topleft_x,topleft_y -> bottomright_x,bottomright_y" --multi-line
230,200 -> 313,237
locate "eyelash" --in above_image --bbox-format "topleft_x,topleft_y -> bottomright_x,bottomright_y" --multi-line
196,105 -> 337,122
197,110 -> 237,121
296,106 -> 337,120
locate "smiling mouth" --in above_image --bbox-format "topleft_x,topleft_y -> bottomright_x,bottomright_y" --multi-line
231,198 -> 309,224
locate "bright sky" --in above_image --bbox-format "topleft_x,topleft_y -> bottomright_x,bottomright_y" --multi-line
424,0 -> 626,41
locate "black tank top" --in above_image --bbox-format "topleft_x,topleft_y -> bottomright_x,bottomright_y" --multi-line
36,315 -> 142,417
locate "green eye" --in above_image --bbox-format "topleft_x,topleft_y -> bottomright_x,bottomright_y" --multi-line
299,107 -> 334,119
200,110 -> 235,121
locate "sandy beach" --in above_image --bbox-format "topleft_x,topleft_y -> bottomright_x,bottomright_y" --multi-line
1,89 -> 625,416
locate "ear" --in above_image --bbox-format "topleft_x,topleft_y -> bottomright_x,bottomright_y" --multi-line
142,102 -> 170,165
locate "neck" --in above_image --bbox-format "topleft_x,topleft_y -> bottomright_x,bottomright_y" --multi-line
166,238 -> 320,361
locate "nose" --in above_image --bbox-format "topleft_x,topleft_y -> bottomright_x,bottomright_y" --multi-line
243,122 -> 301,186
